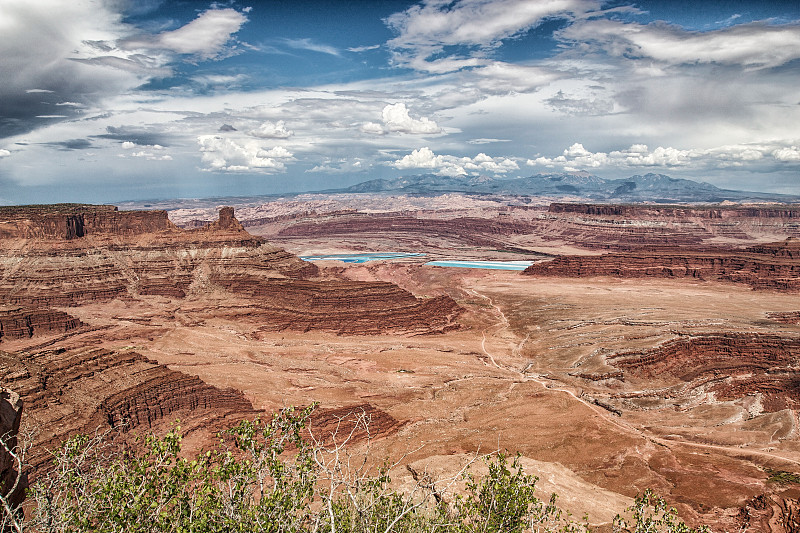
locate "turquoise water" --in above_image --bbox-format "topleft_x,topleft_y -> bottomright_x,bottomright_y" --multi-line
300,252 -> 424,263
425,260 -> 534,271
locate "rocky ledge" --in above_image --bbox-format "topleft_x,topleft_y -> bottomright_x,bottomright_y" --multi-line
523,238 -> 800,291
607,332 -> 800,412
0,205 -> 462,335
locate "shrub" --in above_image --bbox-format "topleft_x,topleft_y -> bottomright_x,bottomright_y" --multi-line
0,405 -> 707,533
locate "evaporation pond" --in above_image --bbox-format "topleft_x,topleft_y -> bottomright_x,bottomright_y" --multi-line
300,253 -> 425,263
425,260 -> 535,271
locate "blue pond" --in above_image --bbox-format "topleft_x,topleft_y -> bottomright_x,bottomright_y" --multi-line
300,253 -> 424,264
425,260 -> 535,271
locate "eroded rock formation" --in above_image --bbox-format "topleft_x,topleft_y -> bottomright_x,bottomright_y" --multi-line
608,333 -> 800,411
0,204 -> 174,240
0,346 -> 257,473
0,205 -> 461,335
0,204 -> 457,477
0,307 -> 82,340
523,238 -> 800,291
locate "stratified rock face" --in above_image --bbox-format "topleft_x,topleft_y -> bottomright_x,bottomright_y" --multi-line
248,291 -> 462,336
0,307 -> 82,340
0,388 -> 26,509
523,238 -> 800,291
540,203 -> 800,251
768,311 -> 800,324
608,333 -> 800,412
278,215 -> 536,249
549,203 -> 800,219
0,346 -> 256,473
0,204 -> 174,240
0,205 -> 462,335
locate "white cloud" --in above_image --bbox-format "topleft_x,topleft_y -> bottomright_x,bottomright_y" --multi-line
120,141 -> 170,160
248,120 -> 293,139
283,38 -> 340,57
773,146 -> 800,162
347,44 -> 381,53
192,74 -> 248,87
559,19 -> 800,69
197,135 -> 294,173
0,149 -> 11,157
528,141 -> 800,172
130,150 -> 172,161
381,103 -> 442,134
392,146 -> 518,176
386,0 -> 600,72
306,158 -> 369,174
124,8 -> 248,61
360,122 -> 385,135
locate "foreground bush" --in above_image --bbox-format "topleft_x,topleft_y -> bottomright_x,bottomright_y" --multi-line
2,405 -> 708,533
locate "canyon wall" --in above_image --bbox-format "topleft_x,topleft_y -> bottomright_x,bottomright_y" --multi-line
0,307 -> 82,340
608,333 -> 800,412
523,238 -> 800,291
0,346 -> 257,473
0,204 -> 175,240
0,205 -> 460,335
549,203 -> 800,219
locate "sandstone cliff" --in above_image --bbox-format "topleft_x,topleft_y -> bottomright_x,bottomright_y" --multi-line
608,333 -> 800,412
0,346 -> 257,474
523,238 -> 800,291
0,205 -> 461,335
0,307 -> 82,341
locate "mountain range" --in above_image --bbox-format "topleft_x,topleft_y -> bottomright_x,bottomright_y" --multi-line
335,172 -> 798,203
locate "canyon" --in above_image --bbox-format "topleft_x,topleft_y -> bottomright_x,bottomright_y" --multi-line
2,198 -> 800,531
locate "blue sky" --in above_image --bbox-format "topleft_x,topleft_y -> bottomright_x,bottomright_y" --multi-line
1,0 -> 799,204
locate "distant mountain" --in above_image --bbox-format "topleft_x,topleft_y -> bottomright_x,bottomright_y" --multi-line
335,172 -> 798,203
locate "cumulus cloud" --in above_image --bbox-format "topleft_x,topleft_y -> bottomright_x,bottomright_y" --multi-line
362,103 -> 442,135
528,141 -> 800,172
249,120 -> 293,139
386,0 -> 600,72
360,122 -> 385,135
0,149 -> 11,158
773,146 -> 800,162
123,8 -> 248,61
197,135 -> 294,172
383,103 -> 442,134
392,146 -> 518,176
120,141 -> 171,160
559,19 -> 800,69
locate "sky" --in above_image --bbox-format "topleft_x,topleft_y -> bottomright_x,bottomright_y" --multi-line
1,0 -> 799,204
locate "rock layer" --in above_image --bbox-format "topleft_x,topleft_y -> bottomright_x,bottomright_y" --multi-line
0,205 -> 460,335
608,333 -> 800,411
523,238 -> 800,291
0,346 -> 256,473
0,307 -> 82,340
0,204 -> 174,240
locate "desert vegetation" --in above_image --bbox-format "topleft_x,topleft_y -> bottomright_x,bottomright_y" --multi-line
0,406 -> 705,533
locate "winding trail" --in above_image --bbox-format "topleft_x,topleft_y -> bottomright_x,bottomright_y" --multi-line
461,283 -> 800,470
